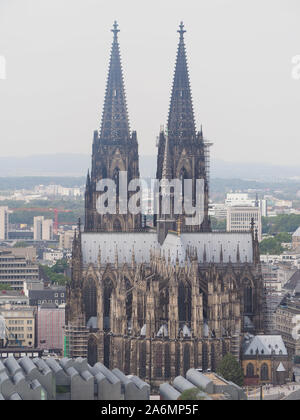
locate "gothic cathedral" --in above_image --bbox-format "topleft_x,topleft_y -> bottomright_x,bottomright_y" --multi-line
66,22 -> 265,388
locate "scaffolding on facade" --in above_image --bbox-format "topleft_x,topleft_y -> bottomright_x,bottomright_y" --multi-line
204,140 -> 213,187
230,333 -> 241,362
64,322 -> 89,359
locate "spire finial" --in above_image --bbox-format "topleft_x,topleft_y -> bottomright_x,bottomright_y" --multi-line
178,21 -> 186,39
177,217 -> 182,236
111,21 -> 120,40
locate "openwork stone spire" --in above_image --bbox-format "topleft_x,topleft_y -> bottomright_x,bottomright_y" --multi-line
168,22 -> 196,142
100,21 -> 130,143
161,131 -> 172,180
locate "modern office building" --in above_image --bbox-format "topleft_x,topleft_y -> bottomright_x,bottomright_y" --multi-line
0,249 -> 39,290
226,205 -> 262,241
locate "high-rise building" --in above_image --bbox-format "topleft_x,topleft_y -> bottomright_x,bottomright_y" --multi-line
33,216 -> 43,241
42,219 -> 53,241
0,206 -> 9,240
33,216 -> 53,241
59,229 -> 75,250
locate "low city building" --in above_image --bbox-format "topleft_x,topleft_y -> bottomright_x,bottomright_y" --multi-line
160,369 -> 246,400
242,335 -> 291,386
292,227 -> 300,251
0,305 -> 35,348
275,296 -> 300,357
36,303 -> 65,352
208,203 -> 227,220
42,249 -> 64,266
0,290 -> 29,307
28,286 -> 66,307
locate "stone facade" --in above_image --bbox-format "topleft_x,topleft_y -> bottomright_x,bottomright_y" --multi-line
66,22 -> 265,388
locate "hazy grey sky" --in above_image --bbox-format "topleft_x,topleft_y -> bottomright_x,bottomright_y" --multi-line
0,0 -> 300,165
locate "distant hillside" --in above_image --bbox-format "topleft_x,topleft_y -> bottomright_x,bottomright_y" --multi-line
0,153 -> 300,181
0,154 -> 90,177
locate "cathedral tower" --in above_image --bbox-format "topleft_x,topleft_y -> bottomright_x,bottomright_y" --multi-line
156,22 -> 210,234
85,22 -> 142,233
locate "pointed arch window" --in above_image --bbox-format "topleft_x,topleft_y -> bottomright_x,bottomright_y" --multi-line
103,278 -> 113,330
125,277 -> 133,325
179,167 -> 188,198
113,167 -> 120,197
83,277 -> 97,322
244,279 -> 253,314
261,363 -> 269,381
202,342 -> 208,372
246,363 -> 255,378
178,282 -> 191,324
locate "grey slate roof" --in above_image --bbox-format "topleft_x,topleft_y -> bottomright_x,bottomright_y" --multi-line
162,232 -> 253,265
292,227 -> 300,237
81,231 -> 253,267
81,232 -> 158,266
284,270 -> 300,291
243,335 -> 287,356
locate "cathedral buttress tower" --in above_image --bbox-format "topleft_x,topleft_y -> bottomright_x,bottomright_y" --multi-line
85,22 -> 142,232
156,22 -> 210,233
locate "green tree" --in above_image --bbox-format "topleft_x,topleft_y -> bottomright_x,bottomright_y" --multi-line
262,214 -> 300,235
178,387 -> 206,400
39,263 -> 70,286
276,232 -> 292,243
259,237 -> 284,255
52,259 -> 68,274
216,353 -> 244,387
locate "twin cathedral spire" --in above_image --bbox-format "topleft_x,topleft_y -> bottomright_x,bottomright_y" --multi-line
168,22 -> 196,143
85,21 -> 210,236
99,21 -> 130,143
